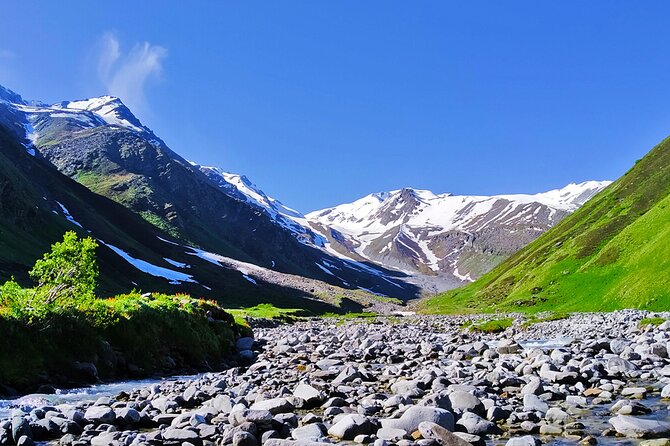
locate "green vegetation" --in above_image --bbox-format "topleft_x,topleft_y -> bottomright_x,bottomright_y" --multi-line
0,232 -> 245,391
639,317 -> 666,327
421,135 -> 670,314
522,312 -> 570,327
226,303 -> 302,326
469,317 -> 514,333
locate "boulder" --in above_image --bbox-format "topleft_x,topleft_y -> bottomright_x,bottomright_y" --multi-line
609,415 -> 670,438
328,414 -> 374,440
381,406 -> 454,433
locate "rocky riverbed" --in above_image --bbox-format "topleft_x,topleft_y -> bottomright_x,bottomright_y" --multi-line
3,310 -> 670,446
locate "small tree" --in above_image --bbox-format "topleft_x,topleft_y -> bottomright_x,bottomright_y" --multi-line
29,231 -> 99,308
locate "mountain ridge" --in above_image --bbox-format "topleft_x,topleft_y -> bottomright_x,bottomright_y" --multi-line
421,133 -> 670,313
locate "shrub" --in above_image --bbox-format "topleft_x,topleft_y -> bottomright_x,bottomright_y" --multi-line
27,231 -> 98,315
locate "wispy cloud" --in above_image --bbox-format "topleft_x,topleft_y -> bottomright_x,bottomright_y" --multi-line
97,32 -> 167,114
0,49 -> 15,59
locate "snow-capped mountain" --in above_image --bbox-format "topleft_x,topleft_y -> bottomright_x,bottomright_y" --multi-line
195,165 -> 326,246
0,84 -> 418,300
303,182 -> 611,289
0,83 -> 612,297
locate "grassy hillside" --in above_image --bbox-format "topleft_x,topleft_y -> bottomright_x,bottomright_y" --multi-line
421,135 -> 670,314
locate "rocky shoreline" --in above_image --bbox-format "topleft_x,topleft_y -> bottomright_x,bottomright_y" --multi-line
3,310 -> 670,445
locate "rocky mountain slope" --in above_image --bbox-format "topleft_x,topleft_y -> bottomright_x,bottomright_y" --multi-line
305,183 -> 610,290
196,161 -> 609,292
0,85 -> 418,301
422,133 -> 670,313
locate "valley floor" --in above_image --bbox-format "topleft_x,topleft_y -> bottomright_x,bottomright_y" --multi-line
2,311 -> 670,445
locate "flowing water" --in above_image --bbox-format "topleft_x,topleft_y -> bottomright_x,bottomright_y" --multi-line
0,374 -> 200,420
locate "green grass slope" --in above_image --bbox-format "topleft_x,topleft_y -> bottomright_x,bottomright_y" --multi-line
421,135 -> 670,313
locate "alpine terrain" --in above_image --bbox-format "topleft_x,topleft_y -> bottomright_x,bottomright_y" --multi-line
0,84 -> 417,308
422,133 -> 670,313
0,83 -> 610,300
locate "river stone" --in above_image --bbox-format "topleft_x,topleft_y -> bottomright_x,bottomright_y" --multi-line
417,421 -> 470,446
11,417 -> 31,442
328,414 -> 374,440
520,378 -> 544,396
292,423 -> 326,441
115,407 -> 141,424
391,380 -> 421,395
233,431 -> 259,446
163,427 -> 202,445
382,406 -> 455,432
84,406 -> 115,424
545,407 -> 570,423
229,409 -> 273,426
293,384 -> 324,408
456,412 -> 500,435
609,415 -> 670,438
607,357 -> 638,374
505,436 -> 541,446
497,339 -> 520,354
376,427 -> 408,442
91,432 -> 119,446
250,397 -> 294,414
523,394 -> 548,414
448,391 -> 484,415
265,441 -> 334,446
639,440 -> 670,446
16,435 -> 34,446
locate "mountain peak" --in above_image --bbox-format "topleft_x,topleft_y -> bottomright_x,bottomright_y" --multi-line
55,95 -> 147,134
0,85 -> 24,104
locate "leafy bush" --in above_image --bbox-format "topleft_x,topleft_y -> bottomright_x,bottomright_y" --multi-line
26,231 -> 98,315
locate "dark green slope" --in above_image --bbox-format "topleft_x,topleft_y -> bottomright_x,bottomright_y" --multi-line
0,125 -> 346,313
421,135 -> 670,313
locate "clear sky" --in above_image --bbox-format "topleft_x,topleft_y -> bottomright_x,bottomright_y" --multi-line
1,2 -> 670,213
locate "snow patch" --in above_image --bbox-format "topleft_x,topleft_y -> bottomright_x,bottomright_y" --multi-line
101,241 -> 196,284
55,201 -> 83,228
163,258 -> 190,268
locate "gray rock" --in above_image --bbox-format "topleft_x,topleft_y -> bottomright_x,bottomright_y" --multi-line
291,424 -> 326,441
382,405 -> 454,433
505,436 -> 541,446
497,339 -> 520,354
233,431 -> 258,446
293,384 -> 324,408
448,391 -> 484,415
545,407 -> 570,424
377,427 -> 409,441
84,406 -> 116,424
523,394 -> 549,414
609,415 -> 670,438
250,397 -> 294,414
11,417 -> 31,442
115,407 -> 141,424
607,357 -> 638,374
265,441 -> 334,446
327,414 -> 374,440
417,421 -> 471,446
456,412 -> 500,435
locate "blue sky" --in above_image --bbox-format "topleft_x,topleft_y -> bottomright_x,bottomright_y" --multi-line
1,2 -> 670,212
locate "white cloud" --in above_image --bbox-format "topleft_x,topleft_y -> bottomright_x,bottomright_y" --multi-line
97,32 -> 167,114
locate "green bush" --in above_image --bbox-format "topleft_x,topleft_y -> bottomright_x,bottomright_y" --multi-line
0,232 -> 246,391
